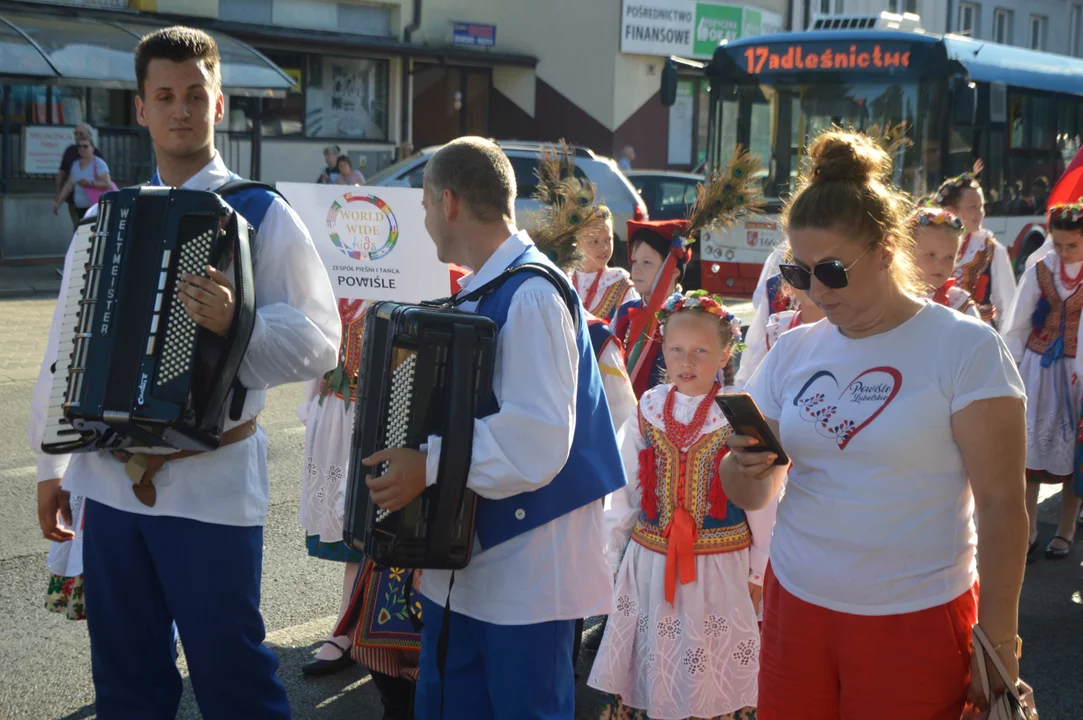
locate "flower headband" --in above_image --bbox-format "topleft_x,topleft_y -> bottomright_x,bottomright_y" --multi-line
597,204 -> 612,220
1048,200 -> 1083,225
932,171 -> 980,207
908,207 -> 964,231
657,290 -> 745,350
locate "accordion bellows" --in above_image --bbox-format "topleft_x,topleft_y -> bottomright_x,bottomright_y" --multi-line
343,301 -> 497,570
41,187 -> 256,455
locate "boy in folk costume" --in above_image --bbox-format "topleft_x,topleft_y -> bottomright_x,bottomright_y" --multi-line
908,207 -> 982,319
589,291 -> 776,720
932,165 -> 1015,326
614,149 -> 765,399
1003,200 -> 1083,561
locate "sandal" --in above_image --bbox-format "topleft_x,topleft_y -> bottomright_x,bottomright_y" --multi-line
1044,535 -> 1074,560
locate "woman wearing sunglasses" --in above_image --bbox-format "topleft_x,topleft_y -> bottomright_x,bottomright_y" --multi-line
721,130 -> 1029,719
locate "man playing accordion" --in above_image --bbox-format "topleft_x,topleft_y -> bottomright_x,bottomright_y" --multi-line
29,27 -> 339,717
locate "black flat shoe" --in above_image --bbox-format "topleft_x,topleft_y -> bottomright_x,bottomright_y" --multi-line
1027,538 -> 1038,562
1045,535 -> 1074,560
302,640 -> 354,677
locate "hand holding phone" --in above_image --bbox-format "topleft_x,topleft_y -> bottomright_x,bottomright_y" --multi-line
714,393 -> 789,467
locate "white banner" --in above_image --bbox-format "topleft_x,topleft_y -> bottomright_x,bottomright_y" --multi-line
277,183 -> 450,302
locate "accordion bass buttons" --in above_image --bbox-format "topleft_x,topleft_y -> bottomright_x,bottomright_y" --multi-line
514,509 -> 526,520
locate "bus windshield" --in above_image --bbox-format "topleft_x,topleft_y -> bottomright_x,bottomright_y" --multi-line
710,77 -> 940,203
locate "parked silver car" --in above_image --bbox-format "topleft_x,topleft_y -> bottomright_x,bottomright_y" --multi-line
365,141 -> 648,268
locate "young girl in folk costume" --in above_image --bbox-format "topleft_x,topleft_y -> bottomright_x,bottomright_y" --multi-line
1003,200 -> 1083,561
933,166 -> 1015,326
909,207 -> 982,319
735,246 -> 825,386
571,205 -> 639,322
589,291 -> 775,720
297,266 -> 467,718
614,149 -> 765,399
532,146 -> 638,431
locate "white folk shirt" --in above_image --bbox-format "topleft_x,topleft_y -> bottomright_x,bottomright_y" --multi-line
28,153 -> 341,527
736,245 -> 786,386
421,231 -> 616,625
747,302 -> 1024,615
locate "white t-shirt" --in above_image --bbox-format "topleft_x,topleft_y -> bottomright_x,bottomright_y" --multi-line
747,301 -> 1025,615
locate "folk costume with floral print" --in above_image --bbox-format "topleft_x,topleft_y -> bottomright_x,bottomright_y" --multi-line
589,292 -> 773,720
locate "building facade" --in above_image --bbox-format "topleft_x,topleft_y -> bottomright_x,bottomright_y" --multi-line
0,0 -> 788,258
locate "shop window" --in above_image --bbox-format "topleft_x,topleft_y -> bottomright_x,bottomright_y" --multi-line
0,85 -> 85,124
305,54 -> 389,140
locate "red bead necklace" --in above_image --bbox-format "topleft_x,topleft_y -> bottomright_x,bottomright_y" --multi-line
1060,258 -> 1083,292
663,381 -> 721,449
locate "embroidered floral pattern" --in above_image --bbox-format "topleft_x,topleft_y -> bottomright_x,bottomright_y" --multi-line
683,647 -> 708,676
704,614 -> 730,638
46,574 -> 85,621
732,638 -> 758,667
617,594 -> 636,617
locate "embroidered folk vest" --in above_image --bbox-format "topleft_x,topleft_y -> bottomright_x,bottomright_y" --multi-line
1027,262 -> 1083,358
318,299 -> 369,403
590,273 -> 634,322
956,235 -> 995,306
632,418 -> 752,557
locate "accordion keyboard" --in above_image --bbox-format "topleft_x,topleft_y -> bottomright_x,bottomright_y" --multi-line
376,351 -> 417,523
157,229 -> 214,386
42,220 -> 104,452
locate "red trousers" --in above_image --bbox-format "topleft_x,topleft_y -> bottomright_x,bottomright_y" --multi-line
757,566 -> 977,720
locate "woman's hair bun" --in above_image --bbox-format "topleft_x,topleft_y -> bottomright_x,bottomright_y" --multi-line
807,130 -> 890,186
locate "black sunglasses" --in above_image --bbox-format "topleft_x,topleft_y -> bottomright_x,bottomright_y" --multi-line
77,143 -> 91,149
778,245 -> 871,291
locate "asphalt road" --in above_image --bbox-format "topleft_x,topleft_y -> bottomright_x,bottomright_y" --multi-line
0,297 -> 1079,719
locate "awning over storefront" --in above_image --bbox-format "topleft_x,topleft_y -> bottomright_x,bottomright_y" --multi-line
0,8 -> 294,96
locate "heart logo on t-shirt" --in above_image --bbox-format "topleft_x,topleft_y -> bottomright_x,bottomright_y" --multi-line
793,367 -> 902,450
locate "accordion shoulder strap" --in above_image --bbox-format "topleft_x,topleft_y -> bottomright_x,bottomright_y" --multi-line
213,179 -> 290,206
440,262 -> 582,332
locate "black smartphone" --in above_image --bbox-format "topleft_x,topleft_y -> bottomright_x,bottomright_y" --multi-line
714,393 -> 789,466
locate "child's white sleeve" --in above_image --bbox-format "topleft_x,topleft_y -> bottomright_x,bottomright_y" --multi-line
296,379 -> 321,426
1001,265 -> 1041,363
744,485 -> 782,586
605,414 -> 645,573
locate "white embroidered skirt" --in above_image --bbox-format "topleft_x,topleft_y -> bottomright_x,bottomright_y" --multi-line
588,542 -> 761,720
297,391 -> 355,543
1020,350 -> 1083,476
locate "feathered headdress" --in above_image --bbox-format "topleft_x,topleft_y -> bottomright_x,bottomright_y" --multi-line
531,140 -> 606,272
623,146 -> 764,390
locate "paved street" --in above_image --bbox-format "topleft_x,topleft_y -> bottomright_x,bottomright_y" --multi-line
0,295 -> 1080,719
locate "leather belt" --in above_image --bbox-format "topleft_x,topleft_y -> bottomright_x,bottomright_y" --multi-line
111,418 -> 259,507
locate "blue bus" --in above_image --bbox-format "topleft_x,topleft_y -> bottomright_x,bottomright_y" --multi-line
668,16 -> 1083,295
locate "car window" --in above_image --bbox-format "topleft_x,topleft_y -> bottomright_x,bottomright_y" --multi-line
367,156 -> 423,185
653,180 -> 697,218
508,155 -> 588,200
582,159 -> 640,210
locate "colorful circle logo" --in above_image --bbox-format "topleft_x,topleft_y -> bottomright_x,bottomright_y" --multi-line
326,193 -> 399,261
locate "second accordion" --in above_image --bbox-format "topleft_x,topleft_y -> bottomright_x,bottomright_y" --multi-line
343,301 -> 497,569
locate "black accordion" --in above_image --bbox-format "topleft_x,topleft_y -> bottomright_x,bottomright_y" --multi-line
343,302 -> 497,569
41,187 -> 256,455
